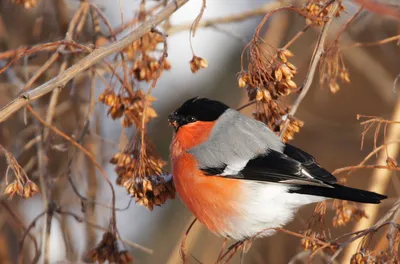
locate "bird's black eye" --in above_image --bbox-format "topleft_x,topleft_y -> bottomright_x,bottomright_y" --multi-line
186,115 -> 197,123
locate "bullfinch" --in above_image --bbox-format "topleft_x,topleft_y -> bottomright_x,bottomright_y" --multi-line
168,97 -> 387,241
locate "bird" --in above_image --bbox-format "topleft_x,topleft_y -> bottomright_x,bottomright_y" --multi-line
168,97 -> 387,241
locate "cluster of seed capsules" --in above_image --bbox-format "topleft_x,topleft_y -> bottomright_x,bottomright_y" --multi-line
189,55 -> 208,73
301,229 -> 333,253
302,0 -> 345,26
332,201 -> 367,228
99,89 -> 157,128
125,32 -> 171,82
110,148 -> 175,211
319,45 -> 351,94
351,249 -> 399,264
87,232 -> 133,264
238,46 -> 303,142
97,27 -> 176,211
4,179 -> 39,199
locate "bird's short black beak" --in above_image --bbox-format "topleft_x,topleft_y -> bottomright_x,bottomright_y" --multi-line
168,113 -> 181,131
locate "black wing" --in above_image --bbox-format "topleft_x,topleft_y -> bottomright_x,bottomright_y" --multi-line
200,143 -> 388,204
201,143 -> 337,186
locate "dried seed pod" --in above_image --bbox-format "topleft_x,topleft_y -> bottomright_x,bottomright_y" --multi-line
286,62 -> 297,72
280,48 -> 294,58
285,79 -> 297,89
238,76 -> 247,88
274,68 -> 283,82
278,52 -> 287,63
189,55 -> 208,73
255,90 -> 263,101
280,64 -> 293,79
329,80 -> 340,94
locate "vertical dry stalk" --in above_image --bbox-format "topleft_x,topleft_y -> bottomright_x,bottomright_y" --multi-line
166,217 -> 202,264
85,141 -> 98,252
341,96 -> 400,262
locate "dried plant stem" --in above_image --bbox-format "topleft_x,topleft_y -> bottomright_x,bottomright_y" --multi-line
166,217 -> 199,264
39,5 -> 87,262
341,34 -> 400,50
167,1 -> 282,35
85,142 -> 98,252
43,207 -> 54,264
280,0 -> 340,137
341,97 -> 400,263
0,0 -> 189,123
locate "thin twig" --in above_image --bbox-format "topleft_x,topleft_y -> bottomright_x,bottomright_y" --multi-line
167,1 -> 283,35
341,34 -> 400,50
280,1 -> 340,137
341,97 -> 400,262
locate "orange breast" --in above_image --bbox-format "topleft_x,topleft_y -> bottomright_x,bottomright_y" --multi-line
172,152 -> 242,234
170,121 -> 242,235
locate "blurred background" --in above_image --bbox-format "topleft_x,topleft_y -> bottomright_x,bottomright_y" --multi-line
0,0 -> 399,263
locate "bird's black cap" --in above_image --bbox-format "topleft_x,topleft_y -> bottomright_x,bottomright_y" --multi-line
168,97 -> 229,130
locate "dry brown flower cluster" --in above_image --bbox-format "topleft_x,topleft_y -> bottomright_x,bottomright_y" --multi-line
110,135 -> 175,210
301,229 -> 328,252
2,148 -> 39,199
124,32 -> 171,82
302,0 -> 345,26
319,44 -> 350,93
189,55 -> 208,73
300,202 -> 334,253
99,89 -> 157,127
87,232 -> 133,264
11,0 -> 37,9
332,200 -> 367,227
239,41 -> 303,141
5,180 -> 39,199
351,249 -> 399,264
124,174 -> 175,210
97,9 -> 176,212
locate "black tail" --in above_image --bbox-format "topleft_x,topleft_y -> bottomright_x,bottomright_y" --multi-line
290,184 -> 387,204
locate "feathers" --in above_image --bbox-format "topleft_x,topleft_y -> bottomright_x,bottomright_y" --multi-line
283,144 -> 337,183
188,109 -> 284,174
201,143 -> 336,188
289,184 -> 387,204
